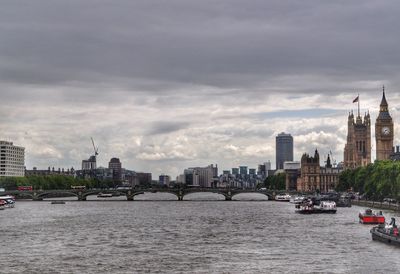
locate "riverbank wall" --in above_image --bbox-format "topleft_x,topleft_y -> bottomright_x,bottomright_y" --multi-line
352,200 -> 400,211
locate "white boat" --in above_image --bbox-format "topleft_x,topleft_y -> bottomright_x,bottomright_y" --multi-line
0,196 -> 15,208
290,195 -> 306,204
275,193 -> 291,202
295,199 -> 337,214
97,193 -> 113,198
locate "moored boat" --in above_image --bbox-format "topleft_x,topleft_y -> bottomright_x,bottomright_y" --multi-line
51,201 -> 66,204
295,198 -> 337,214
359,209 -> 385,224
275,193 -> 291,202
371,218 -> 400,247
97,193 -> 113,198
290,195 -> 305,204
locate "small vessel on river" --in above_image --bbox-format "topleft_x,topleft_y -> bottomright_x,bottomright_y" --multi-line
371,218 -> 400,247
51,201 -> 66,204
295,198 -> 337,214
275,193 -> 291,202
0,195 -> 15,209
290,195 -> 305,204
359,209 -> 385,224
97,193 -> 113,198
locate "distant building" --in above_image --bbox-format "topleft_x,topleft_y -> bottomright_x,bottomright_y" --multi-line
82,156 -> 96,170
276,133 -> 293,170
249,168 -> 256,175
343,98 -> 371,169
25,166 -> 75,177
132,172 -> 152,187
0,140 -> 25,177
375,89 -> 394,161
108,158 -> 122,182
264,161 -> 272,171
283,161 -> 301,191
232,168 -> 239,176
320,155 -> 343,193
239,166 -> 248,176
297,150 -> 342,192
297,150 -> 321,192
159,174 -> 171,186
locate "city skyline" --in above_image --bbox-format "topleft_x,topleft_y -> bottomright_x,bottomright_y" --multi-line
2,1 -> 400,177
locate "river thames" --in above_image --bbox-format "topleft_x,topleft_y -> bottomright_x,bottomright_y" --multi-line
1,193 -> 400,274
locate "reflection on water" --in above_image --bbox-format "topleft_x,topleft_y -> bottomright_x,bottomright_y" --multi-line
1,193 -> 400,273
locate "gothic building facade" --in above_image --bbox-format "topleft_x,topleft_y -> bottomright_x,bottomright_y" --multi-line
297,150 -> 320,192
375,89 -> 394,161
344,89 -> 395,169
343,111 -> 371,169
296,150 -> 343,192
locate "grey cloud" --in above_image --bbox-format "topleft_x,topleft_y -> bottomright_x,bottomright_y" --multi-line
146,121 -> 190,135
1,0 -> 400,92
2,1 -> 400,176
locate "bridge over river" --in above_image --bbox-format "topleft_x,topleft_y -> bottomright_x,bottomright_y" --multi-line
4,187 -> 283,201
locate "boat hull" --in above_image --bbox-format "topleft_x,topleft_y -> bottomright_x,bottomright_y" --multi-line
296,209 -> 337,214
371,227 -> 400,247
359,215 -> 385,224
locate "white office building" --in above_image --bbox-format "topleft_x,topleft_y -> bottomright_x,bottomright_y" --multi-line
0,140 -> 25,177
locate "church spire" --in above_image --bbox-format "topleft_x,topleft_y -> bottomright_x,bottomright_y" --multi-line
380,85 -> 388,111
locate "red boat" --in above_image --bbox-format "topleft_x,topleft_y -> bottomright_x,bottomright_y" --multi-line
359,209 -> 385,224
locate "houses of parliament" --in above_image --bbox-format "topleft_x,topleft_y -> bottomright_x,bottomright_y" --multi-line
344,87 -> 394,169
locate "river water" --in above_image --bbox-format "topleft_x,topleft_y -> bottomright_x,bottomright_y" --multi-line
1,193 -> 400,274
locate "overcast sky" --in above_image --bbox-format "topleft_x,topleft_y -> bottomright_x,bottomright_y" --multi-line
2,0 -> 400,177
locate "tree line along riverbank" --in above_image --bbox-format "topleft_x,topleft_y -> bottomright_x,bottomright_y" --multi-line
0,175 -> 116,190
337,160 -> 400,202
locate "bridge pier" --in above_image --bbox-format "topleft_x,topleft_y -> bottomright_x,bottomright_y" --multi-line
177,190 -> 183,201
126,191 -> 134,201
78,192 -> 86,201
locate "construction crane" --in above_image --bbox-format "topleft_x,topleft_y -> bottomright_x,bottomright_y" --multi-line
91,137 -> 99,157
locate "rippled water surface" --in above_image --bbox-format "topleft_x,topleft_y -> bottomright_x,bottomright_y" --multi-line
1,193 -> 400,273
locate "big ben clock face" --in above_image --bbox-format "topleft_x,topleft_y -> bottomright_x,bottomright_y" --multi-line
382,127 -> 390,135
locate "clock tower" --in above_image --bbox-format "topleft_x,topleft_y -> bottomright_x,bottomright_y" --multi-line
375,87 -> 394,161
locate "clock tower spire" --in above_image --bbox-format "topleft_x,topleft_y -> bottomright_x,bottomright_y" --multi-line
375,86 -> 394,161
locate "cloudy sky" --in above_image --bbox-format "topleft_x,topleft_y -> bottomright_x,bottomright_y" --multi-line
2,0 -> 400,177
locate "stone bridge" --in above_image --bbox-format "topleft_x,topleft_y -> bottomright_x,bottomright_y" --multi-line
4,187 -> 282,201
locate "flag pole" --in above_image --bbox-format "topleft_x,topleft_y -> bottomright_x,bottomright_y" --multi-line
358,93 -> 360,117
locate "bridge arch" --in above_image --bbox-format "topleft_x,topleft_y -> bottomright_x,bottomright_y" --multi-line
132,191 -> 179,200
182,190 -> 228,200
37,191 -> 78,200
231,192 -> 271,200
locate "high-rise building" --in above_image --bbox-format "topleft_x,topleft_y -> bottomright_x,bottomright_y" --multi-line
264,161 -> 271,171
108,158 -> 122,182
232,168 -> 239,176
375,88 -> 394,161
276,133 -> 293,170
343,104 -> 371,169
239,166 -> 248,175
249,168 -> 256,175
159,174 -> 171,186
82,156 -> 96,170
184,164 -> 217,188
0,140 -> 25,177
